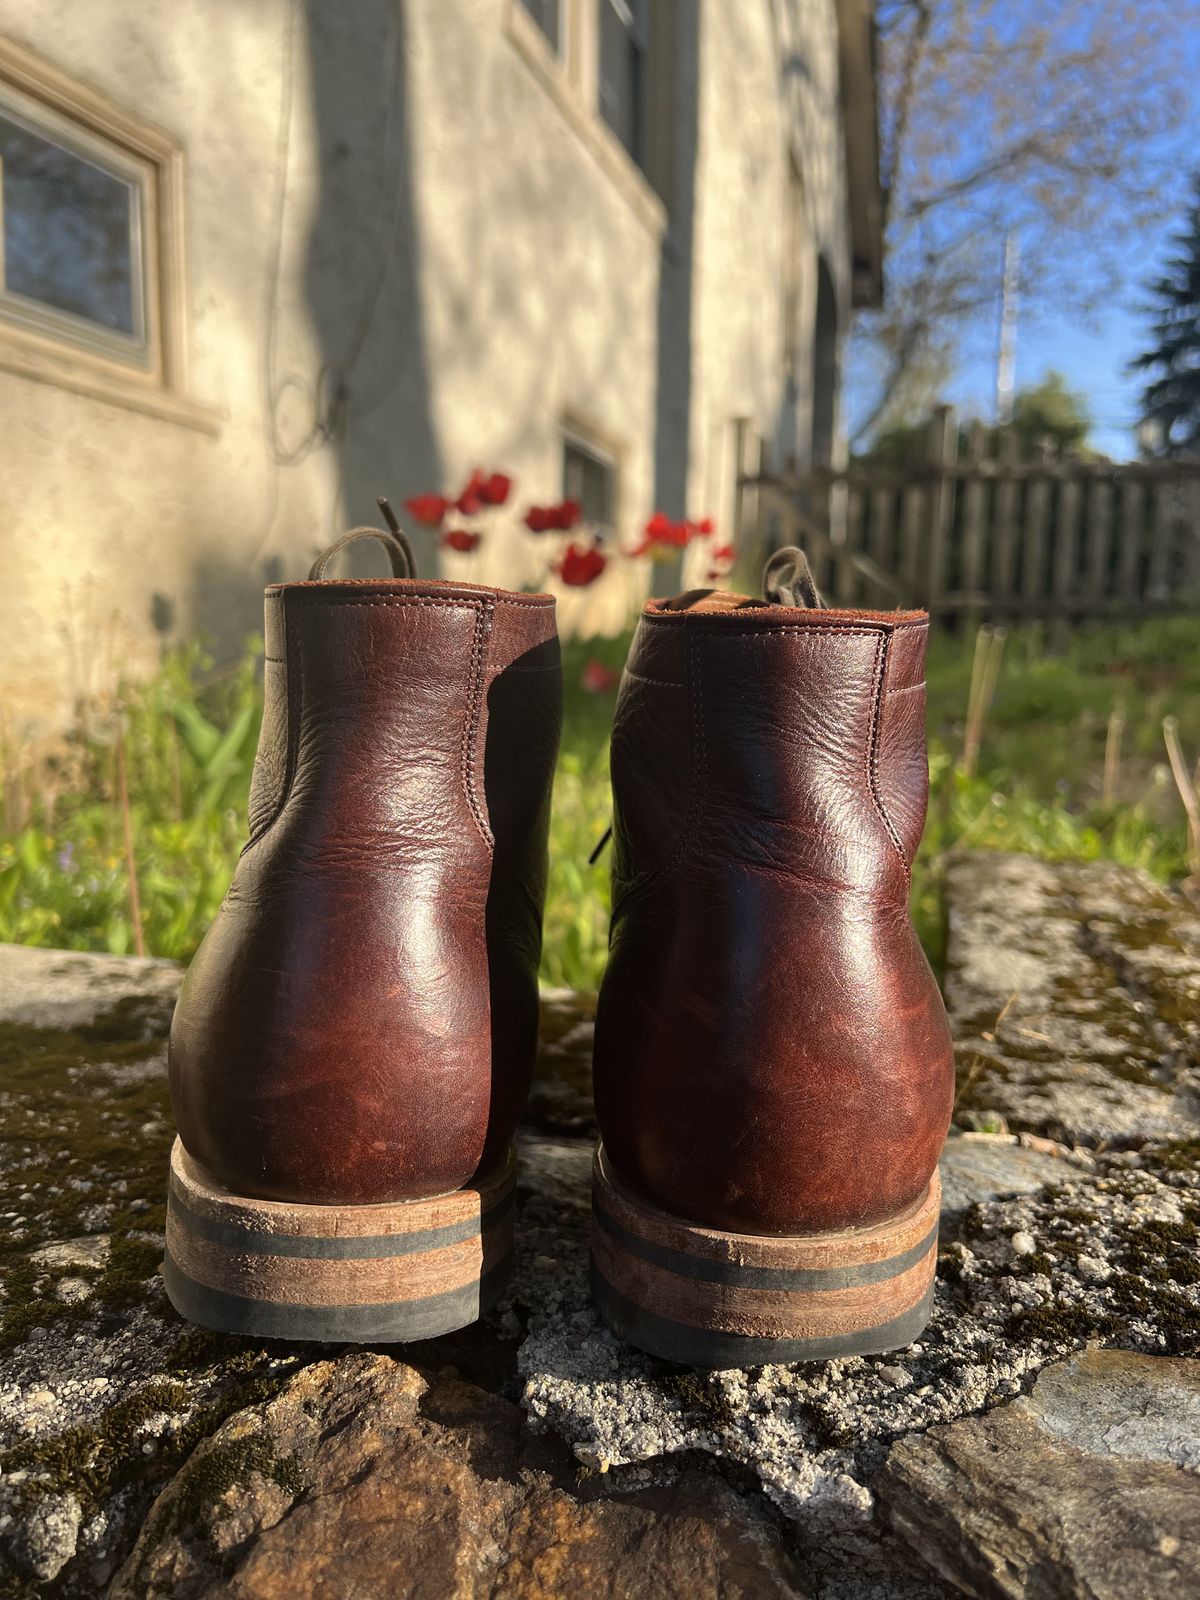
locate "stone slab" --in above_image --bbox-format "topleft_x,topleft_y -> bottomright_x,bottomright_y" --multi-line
944,853 -> 1200,1145
0,944 -> 181,1033
1,848 -> 1199,1598
939,1133 -> 1090,1221
878,1349 -> 1200,1599
111,1353 -> 810,1600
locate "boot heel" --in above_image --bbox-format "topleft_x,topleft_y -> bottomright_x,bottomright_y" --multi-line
591,1145 -> 938,1368
164,1139 -> 515,1343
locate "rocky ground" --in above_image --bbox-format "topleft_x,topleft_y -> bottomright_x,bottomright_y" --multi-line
0,852 -> 1197,1598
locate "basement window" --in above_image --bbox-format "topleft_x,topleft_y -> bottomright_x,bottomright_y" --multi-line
563,432 -> 616,533
0,39 -> 215,431
0,96 -> 149,365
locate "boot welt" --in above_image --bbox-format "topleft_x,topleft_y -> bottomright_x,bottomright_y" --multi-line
163,1139 -> 515,1343
590,1145 -> 938,1368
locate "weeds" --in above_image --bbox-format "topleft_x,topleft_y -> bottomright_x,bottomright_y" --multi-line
0,617 -> 1195,991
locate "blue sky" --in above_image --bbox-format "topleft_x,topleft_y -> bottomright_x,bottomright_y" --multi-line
943,240 -> 1169,461
852,14 -> 1200,462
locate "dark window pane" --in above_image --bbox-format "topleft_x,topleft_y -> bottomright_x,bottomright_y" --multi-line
599,0 -> 644,167
0,111 -> 137,337
519,0 -> 561,53
564,439 -> 614,531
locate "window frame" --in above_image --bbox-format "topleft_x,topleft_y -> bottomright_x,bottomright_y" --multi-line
0,37 -> 217,433
0,87 -> 152,366
562,427 -> 617,535
503,0 -> 666,242
561,414 -> 623,541
596,0 -> 646,170
515,0 -> 566,60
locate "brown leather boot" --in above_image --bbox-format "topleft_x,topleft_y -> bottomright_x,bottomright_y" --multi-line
591,550 -> 954,1367
165,524 -> 561,1341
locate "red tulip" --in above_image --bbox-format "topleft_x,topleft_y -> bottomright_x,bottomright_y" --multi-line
456,469 -> 487,516
707,543 -> 735,577
692,517 -> 715,537
581,659 -> 619,694
442,528 -> 481,553
635,510 -> 693,557
481,472 -> 512,506
557,499 -> 582,531
405,494 -> 449,527
525,505 -> 553,533
558,542 -> 607,586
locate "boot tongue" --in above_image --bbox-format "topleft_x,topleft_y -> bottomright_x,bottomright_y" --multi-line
659,546 -> 826,613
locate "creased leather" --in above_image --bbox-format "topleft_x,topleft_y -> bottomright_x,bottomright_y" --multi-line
593,603 -> 954,1236
169,578 -> 560,1207
246,592 -> 288,841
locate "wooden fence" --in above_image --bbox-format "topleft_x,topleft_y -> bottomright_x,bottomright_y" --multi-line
736,407 -> 1200,622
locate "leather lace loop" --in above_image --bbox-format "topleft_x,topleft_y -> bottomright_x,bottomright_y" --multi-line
762,547 -> 825,609
308,507 -> 417,582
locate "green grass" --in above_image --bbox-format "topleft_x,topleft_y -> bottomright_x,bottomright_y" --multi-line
1,617 -> 1196,991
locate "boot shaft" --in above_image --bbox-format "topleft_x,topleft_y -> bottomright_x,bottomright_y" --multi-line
170,574 -> 561,1209
250,578 -> 558,854
595,592 -> 954,1240
609,600 -> 931,906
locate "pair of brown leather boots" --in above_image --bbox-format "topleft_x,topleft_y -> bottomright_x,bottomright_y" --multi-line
165,525 -> 954,1368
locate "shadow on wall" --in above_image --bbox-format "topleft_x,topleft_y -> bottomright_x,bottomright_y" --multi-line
811,255 -> 838,469
652,0 -> 700,526
199,0 -> 439,640
299,0 -> 440,575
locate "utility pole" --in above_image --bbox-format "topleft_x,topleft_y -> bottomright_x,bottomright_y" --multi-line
995,231 -> 1019,425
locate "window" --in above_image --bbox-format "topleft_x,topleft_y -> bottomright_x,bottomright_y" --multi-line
564,433 -> 616,533
504,0 -> 666,237
598,0 -> 646,169
0,104 -> 146,362
517,0 -> 563,53
0,38 -> 212,431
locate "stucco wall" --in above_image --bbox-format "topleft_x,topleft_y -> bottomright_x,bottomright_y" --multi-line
0,0 -> 398,732
683,0 -> 848,580
0,0 -> 854,733
401,0 -> 664,633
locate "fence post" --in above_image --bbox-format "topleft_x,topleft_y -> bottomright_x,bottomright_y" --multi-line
1117,475 -> 1144,608
1185,479 -> 1200,600
733,418 -> 763,572
924,405 -> 957,613
899,482 -> 923,608
1051,449 -> 1083,648
961,419 -> 988,611
1147,478 -> 1174,603
868,482 -> 893,609
1086,472 -> 1114,606
1022,437 -> 1054,607
841,485 -> 865,607
991,427 -> 1020,604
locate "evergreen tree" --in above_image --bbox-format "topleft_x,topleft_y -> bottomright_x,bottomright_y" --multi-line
1132,175 -> 1200,457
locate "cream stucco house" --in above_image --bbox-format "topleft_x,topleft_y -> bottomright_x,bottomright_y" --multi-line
0,0 -> 881,730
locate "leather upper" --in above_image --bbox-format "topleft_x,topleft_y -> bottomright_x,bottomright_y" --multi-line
169,577 -> 561,1206
593,600 -> 955,1236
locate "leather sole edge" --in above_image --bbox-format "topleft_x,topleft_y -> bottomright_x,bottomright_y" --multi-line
590,1144 -> 939,1369
164,1137 -> 515,1344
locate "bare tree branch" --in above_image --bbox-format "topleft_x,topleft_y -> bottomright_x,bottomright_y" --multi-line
851,0 -> 1190,442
